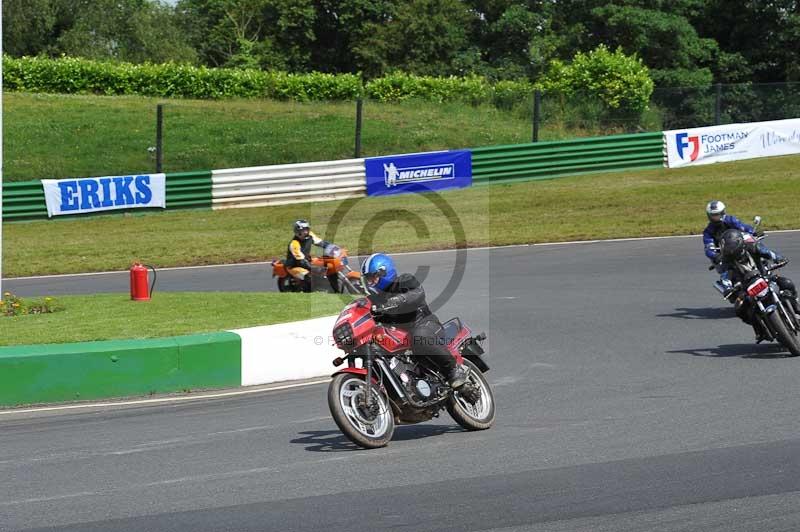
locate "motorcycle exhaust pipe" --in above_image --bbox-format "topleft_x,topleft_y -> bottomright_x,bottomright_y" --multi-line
374,358 -> 410,405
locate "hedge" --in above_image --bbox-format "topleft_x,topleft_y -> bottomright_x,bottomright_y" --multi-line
2,54 -> 652,115
3,56 -> 363,101
3,55 -> 534,105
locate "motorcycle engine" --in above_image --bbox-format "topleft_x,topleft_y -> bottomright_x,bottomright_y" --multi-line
389,355 -> 438,402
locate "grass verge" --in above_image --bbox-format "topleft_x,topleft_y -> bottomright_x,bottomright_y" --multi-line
4,154 -> 800,278
3,92 -> 589,182
0,292 -> 347,347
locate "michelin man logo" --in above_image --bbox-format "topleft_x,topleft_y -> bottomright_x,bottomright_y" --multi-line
383,161 -> 454,188
384,162 -> 400,187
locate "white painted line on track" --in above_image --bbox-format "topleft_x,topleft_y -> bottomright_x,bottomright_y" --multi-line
8,261 -> 270,281
0,492 -> 98,507
0,378 -> 330,416
11,229 -> 800,282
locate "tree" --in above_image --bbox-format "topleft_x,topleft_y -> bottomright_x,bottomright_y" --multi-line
56,0 -> 197,63
458,1 -> 563,80
2,0 -> 59,57
3,0 -> 196,63
693,0 -> 800,82
542,1 -> 719,87
178,0 -> 270,67
354,0 -> 474,78
177,0 -> 315,71
311,0 -> 395,73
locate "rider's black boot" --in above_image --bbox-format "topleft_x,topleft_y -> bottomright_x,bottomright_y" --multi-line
447,365 -> 468,389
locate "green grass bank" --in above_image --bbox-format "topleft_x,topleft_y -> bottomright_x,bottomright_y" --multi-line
3,92 -> 646,182
0,292 -> 345,347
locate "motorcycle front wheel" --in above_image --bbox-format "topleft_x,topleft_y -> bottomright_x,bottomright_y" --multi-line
767,309 -> 800,357
446,359 -> 495,430
328,373 -> 395,449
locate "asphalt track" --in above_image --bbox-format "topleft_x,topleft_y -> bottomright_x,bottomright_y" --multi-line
4,233 -> 800,531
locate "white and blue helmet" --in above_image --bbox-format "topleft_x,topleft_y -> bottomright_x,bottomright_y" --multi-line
706,200 -> 726,222
360,253 -> 397,291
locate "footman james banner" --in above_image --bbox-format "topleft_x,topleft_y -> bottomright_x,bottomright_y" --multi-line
365,150 -> 472,196
42,174 -> 167,217
665,118 -> 800,168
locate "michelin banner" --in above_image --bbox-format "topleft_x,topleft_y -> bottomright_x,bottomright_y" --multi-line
365,150 -> 472,196
665,118 -> 800,168
42,174 -> 167,217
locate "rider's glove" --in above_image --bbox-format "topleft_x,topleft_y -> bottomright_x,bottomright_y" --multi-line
371,296 -> 405,315
385,294 -> 406,308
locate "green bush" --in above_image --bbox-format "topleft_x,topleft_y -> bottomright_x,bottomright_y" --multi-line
2,54 -> 652,120
2,56 -> 362,101
541,45 -> 654,115
491,79 -> 535,109
364,73 -> 492,104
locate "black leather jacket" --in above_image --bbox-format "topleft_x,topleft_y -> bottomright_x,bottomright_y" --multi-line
368,273 -> 435,327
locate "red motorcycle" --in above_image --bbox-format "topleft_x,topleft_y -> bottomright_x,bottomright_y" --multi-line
328,298 -> 495,448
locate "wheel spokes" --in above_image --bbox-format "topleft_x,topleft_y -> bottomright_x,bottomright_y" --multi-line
339,378 -> 390,438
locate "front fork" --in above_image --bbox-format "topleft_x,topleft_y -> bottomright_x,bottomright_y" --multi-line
754,289 -> 800,335
363,344 -> 377,413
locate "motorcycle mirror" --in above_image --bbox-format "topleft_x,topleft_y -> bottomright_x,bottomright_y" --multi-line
753,215 -> 762,228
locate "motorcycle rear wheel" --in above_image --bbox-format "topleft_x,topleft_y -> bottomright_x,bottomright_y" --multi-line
328,374 -> 395,449
446,359 -> 495,430
767,310 -> 800,357
277,276 -> 304,292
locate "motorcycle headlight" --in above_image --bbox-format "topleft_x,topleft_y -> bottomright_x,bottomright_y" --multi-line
333,323 -> 354,349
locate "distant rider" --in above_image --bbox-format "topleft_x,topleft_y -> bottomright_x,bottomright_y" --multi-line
285,219 -> 338,293
361,253 -> 468,389
703,200 -> 785,268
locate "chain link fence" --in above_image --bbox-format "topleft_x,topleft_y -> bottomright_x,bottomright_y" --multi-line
651,82 -> 800,130
519,82 -> 800,138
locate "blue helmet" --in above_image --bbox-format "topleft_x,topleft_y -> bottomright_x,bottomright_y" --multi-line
361,253 -> 397,291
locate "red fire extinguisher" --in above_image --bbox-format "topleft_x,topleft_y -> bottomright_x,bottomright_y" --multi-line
130,262 -> 156,301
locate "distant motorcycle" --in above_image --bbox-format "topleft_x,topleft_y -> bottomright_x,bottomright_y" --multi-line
272,244 -> 366,295
328,298 -> 495,448
709,217 -> 800,356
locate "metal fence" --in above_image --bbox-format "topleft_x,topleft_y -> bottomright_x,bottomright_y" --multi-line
651,82 -> 800,130
211,159 -> 366,209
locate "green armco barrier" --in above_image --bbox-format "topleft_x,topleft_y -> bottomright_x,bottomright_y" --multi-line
0,332 -> 241,407
471,132 -> 665,185
2,132 -> 666,220
165,170 -> 212,209
3,180 -> 48,220
1,170 -> 213,221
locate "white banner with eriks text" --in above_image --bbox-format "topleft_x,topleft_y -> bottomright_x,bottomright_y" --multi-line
42,174 -> 166,217
664,118 -> 800,168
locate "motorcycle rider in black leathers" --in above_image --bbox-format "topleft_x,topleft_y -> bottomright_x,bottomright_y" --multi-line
717,228 -> 799,342
360,252 -> 468,389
